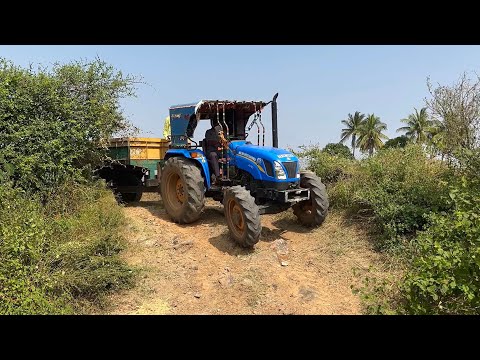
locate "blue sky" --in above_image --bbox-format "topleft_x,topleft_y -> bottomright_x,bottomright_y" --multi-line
1,45 -> 479,151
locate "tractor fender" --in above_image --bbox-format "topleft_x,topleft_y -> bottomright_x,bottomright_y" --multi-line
164,149 -> 211,189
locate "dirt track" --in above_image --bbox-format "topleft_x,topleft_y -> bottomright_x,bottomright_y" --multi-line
105,193 -> 383,315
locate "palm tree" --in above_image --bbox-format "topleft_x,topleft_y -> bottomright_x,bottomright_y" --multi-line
397,108 -> 433,144
340,111 -> 365,157
427,119 -> 447,160
357,114 -> 388,156
427,119 -> 445,145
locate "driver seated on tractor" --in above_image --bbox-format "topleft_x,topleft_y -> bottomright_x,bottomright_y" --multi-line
204,118 -> 224,184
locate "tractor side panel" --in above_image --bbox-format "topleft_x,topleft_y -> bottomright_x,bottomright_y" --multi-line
232,152 -> 269,181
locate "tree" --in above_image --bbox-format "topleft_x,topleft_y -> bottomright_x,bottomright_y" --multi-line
322,143 -> 354,159
425,72 -> 480,157
383,135 -> 409,149
340,111 -> 365,157
397,107 -> 434,144
0,58 -> 139,196
357,114 -> 388,156
425,119 -> 447,159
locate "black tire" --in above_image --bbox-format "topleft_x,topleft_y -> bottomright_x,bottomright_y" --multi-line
292,171 -> 329,226
223,186 -> 261,248
119,174 -> 143,203
160,157 -> 205,224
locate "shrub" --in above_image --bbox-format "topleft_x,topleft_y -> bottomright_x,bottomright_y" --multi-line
0,180 -> 135,314
322,143 -> 354,159
0,58 -> 138,314
400,179 -> 480,314
383,135 -> 409,149
353,146 -> 451,248
300,144 -> 452,250
0,58 -> 138,198
295,144 -> 356,185
0,181 -> 69,314
347,148 -> 480,314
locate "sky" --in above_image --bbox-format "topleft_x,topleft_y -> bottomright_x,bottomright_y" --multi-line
1,45 -> 480,151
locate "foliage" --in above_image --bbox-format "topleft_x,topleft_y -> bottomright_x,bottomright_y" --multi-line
322,142 -> 354,159
425,72 -> 480,157
349,146 -> 451,249
294,144 -> 356,186
340,111 -> 365,157
351,266 -> 401,315
342,148 -> 480,314
357,114 -> 389,156
397,107 -> 435,144
0,181 -> 135,314
300,144 -> 452,250
400,175 -> 480,314
0,58 -> 139,197
333,72 -> 480,314
383,135 -> 409,149
0,58 -> 138,314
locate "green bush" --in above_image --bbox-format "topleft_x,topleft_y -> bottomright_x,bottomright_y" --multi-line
295,145 -> 356,185
0,180 -> 135,314
352,146 -> 451,249
0,58 -> 138,314
322,143 -> 354,159
0,181 -> 69,314
400,168 -> 480,314
300,144 -> 452,250
0,58 -> 137,197
345,148 -> 480,314
383,135 -> 409,149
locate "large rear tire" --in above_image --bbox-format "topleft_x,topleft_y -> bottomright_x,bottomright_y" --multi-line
292,171 -> 329,226
223,186 -> 261,248
160,157 -> 205,224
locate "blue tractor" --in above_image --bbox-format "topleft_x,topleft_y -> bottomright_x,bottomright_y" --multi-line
159,94 -> 329,247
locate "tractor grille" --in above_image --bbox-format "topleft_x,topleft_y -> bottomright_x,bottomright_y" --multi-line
282,161 -> 298,179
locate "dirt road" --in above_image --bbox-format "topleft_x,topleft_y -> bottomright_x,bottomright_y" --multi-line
105,193 -> 383,315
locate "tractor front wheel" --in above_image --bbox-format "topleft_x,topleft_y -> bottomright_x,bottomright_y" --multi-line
223,186 -> 261,248
292,171 -> 329,226
160,157 -> 205,224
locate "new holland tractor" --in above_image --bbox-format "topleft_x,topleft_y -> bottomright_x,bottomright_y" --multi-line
159,93 -> 329,247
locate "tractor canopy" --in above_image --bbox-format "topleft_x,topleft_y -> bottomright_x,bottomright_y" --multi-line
169,100 -> 267,148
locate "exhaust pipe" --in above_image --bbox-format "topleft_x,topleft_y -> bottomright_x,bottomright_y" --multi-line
271,93 -> 279,148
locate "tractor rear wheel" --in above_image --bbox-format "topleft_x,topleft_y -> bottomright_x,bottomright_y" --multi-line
160,157 -> 205,224
223,186 -> 261,248
292,171 -> 329,226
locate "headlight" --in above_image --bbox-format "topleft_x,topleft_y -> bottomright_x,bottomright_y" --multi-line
274,161 -> 287,180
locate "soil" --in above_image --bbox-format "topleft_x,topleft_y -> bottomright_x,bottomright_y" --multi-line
105,193 -> 384,315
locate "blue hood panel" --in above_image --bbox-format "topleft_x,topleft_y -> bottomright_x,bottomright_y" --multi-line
228,140 -> 299,182
229,141 -> 297,162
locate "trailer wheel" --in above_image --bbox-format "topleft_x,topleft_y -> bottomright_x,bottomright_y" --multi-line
292,171 -> 329,226
119,174 -> 143,203
223,186 -> 261,248
160,157 -> 205,224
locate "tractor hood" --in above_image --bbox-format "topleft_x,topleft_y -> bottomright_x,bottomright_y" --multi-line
229,141 -> 297,163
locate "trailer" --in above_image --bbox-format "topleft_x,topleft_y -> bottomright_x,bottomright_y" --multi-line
95,137 -> 169,202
